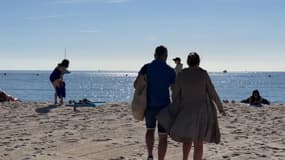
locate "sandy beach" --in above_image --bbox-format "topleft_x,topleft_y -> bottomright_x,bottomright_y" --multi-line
0,102 -> 284,160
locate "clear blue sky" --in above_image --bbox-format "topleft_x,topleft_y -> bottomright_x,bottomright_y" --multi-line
0,0 -> 284,71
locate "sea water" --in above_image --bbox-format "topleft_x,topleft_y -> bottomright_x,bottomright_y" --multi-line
0,71 -> 284,103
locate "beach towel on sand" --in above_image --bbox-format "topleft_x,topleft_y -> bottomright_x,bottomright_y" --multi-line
66,99 -> 106,108
131,74 -> 147,121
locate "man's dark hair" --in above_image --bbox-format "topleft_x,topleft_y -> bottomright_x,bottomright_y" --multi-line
173,57 -> 181,63
187,52 -> 200,67
251,90 -> 261,100
59,59 -> 70,68
154,45 -> 168,60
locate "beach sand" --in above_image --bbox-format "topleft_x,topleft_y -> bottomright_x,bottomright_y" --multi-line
0,102 -> 284,160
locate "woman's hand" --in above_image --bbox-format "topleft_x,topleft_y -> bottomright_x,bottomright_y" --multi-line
217,104 -> 227,116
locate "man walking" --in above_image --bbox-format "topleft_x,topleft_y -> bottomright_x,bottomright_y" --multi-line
136,45 -> 176,160
173,57 -> 183,74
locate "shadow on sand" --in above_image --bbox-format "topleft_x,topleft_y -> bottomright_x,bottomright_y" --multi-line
35,105 -> 58,114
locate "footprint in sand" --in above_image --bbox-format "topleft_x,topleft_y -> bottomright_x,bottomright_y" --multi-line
14,145 -> 22,149
109,156 -> 126,160
232,153 -> 240,157
80,137 -> 88,140
1,141 -> 11,145
63,139 -> 79,143
231,129 -> 243,134
92,138 -> 112,142
225,125 -> 236,129
255,153 -> 267,158
222,155 -> 230,159
33,150 -> 42,155
5,148 -> 14,151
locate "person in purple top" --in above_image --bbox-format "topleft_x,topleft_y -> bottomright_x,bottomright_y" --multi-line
136,45 -> 176,160
50,59 -> 70,105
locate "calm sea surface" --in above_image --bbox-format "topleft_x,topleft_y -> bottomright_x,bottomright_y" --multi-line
0,71 -> 284,103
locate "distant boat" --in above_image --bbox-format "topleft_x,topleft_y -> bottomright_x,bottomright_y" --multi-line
223,70 -> 228,73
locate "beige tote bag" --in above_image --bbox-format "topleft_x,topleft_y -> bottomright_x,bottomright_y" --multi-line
131,74 -> 147,121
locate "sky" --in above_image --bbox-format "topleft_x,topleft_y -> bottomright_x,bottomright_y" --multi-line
0,0 -> 284,71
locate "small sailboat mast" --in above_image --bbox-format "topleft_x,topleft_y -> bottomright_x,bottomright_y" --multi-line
64,48 -> 67,59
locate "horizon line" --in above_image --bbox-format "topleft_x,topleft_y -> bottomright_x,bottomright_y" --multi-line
0,69 -> 284,73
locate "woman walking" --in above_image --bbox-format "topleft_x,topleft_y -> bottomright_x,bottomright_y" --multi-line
158,52 -> 226,160
50,59 -> 70,105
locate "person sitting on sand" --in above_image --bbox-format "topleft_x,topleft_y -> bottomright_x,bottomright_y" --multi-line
241,90 -> 270,107
49,59 -> 70,105
0,90 -> 18,102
